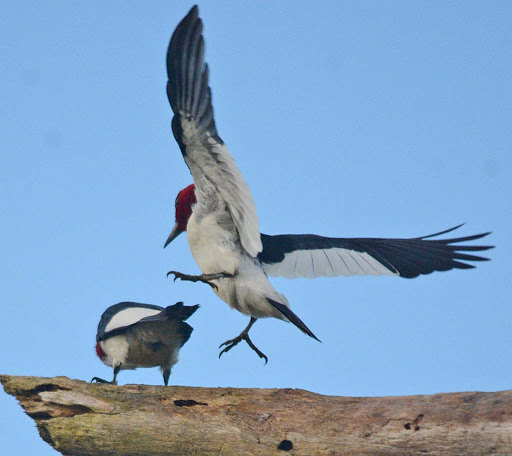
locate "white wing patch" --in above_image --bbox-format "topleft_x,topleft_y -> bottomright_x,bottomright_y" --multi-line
262,248 -> 398,279
105,307 -> 162,333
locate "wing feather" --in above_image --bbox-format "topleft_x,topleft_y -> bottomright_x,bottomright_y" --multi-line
167,6 -> 262,256
259,226 -> 493,279
96,302 -> 164,341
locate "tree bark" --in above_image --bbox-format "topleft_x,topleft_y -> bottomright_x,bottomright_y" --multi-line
1,375 -> 511,456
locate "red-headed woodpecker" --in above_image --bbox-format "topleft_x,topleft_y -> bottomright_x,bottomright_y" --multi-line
163,6 -> 493,363
92,301 -> 198,385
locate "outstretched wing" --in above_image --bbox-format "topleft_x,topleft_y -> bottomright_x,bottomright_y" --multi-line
167,6 -> 262,257
259,225 -> 493,279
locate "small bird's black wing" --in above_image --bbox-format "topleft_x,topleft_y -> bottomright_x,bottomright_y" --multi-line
136,302 -> 198,348
125,320 -> 194,352
258,225 -> 493,279
164,302 -> 200,321
97,302 -> 164,341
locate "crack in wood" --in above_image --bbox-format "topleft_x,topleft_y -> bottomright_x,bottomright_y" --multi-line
174,399 -> 208,407
20,383 -> 71,398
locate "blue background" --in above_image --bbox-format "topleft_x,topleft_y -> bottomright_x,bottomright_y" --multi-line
1,1 -> 510,454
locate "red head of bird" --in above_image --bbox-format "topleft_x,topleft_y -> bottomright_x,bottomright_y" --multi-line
164,184 -> 196,247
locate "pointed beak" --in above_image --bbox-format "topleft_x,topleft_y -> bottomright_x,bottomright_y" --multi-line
164,222 -> 183,248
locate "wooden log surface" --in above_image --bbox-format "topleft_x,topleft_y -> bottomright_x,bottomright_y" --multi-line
1,375 -> 511,456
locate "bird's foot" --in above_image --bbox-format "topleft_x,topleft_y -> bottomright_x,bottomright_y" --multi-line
219,331 -> 268,364
91,377 -> 117,385
167,270 -> 233,291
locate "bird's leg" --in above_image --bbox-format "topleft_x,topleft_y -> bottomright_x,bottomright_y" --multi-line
167,270 -> 233,291
162,368 -> 171,386
112,365 -> 120,384
219,317 -> 268,364
91,365 -> 120,385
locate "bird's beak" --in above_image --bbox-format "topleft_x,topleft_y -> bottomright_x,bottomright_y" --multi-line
164,222 -> 183,248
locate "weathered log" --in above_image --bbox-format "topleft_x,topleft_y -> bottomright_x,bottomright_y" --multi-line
1,375 -> 511,456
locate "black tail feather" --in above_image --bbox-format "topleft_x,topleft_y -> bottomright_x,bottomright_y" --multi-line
165,302 -> 200,321
267,298 -> 321,342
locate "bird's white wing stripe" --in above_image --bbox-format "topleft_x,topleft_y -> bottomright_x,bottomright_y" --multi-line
322,249 -> 336,276
293,250 -> 310,278
325,249 -> 346,277
339,250 -> 360,274
105,308 -> 162,332
259,226 -> 492,279
272,251 -> 294,277
262,248 -> 398,279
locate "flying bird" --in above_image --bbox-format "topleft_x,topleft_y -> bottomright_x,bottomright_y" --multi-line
92,301 -> 198,385
163,6 -> 493,363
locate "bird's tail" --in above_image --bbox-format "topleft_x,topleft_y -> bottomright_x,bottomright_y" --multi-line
267,298 -> 321,342
165,302 -> 200,321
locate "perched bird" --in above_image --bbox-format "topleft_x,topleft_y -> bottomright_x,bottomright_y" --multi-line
92,301 -> 198,385
163,6 -> 493,363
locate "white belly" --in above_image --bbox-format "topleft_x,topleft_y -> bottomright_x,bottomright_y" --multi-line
186,209 -> 287,321
187,211 -> 241,276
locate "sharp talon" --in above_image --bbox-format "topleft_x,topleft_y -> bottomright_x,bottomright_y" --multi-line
218,343 -> 236,359
91,376 -> 118,385
218,344 -> 230,358
217,332 -> 268,363
218,337 -> 238,350
246,340 -> 268,364
218,336 -> 240,358
257,352 -> 268,365
244,334 -> 268,363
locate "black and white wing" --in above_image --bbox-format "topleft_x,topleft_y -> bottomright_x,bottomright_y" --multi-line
167,6 -> 262,257
259,225 -> 493,279
128,302 -> 199,350
97,302 -> 199,342
96,302 -> 164,341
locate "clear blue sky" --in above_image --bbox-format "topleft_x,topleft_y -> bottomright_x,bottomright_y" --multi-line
1,1 -> 510,454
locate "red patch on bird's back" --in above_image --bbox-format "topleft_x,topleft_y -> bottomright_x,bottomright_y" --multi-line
95,341 -> 106,361
175,184 -> 196,231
